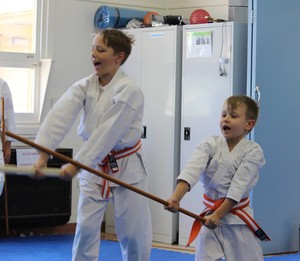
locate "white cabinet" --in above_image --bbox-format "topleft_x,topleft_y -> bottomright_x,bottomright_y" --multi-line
179,22 -> 247,246
105,26 -> 182,244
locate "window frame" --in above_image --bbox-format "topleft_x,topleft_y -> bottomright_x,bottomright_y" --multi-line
0,0 -> 46,131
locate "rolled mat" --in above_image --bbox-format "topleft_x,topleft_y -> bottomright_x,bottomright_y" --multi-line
94,5 -> 148,29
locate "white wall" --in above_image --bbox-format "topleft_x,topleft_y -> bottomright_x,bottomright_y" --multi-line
166,0 -> 229,21
36,0 -> 230,224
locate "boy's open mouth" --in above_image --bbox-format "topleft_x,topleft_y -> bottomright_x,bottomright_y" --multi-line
223,125 -> 230,131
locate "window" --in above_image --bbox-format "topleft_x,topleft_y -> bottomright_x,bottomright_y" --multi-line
0,0 -> 43,125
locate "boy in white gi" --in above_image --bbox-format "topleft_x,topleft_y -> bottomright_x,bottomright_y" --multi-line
34,29 -> 152,261
165,95 -> 270,261
0,78 -> 16,195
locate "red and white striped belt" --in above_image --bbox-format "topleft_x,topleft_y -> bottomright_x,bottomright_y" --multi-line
99,140 -> 142,198
186,194 -> 271,246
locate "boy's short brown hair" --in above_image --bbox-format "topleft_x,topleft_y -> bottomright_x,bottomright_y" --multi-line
97,29 -> 135,65
226,95 -> 259,122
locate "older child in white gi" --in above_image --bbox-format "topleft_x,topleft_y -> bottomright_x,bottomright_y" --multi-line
34,29 -> 152,261
165,95 -> 270,261
0,78 -> 16,195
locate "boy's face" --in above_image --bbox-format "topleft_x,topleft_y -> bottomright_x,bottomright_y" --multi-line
91,34 -> 125,84
220,102 -> 255,140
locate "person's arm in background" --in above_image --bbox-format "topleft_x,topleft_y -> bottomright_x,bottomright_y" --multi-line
2,80 -> 16,164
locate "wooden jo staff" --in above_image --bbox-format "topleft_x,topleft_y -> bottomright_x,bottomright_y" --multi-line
1,97 -> 4,154
5,130 -> 206,224
1,97 -> 9,236
0,164 -> 61,177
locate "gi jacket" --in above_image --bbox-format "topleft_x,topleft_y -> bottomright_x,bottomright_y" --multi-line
177,136 -> 266,225
35,69 -> 147,186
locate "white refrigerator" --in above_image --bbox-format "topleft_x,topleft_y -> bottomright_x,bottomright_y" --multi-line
105,25 -> 182,244
179,22 -> 248,246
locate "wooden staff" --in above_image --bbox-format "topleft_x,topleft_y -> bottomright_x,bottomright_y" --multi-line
0,165 -> 61,177
1,97 -> 9,236
5,130 -> 206,223
1,97 -> 4,148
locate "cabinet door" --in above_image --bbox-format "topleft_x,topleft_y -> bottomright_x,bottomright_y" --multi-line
179,22 -> 247,246
121,30 -> 142,85
249,0 -> 300,255
117,27 -> 182,244
139,27 -> 181,244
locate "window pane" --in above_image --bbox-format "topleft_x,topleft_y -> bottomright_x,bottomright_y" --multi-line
0,0 -> 35,53
0,67 -> 34,113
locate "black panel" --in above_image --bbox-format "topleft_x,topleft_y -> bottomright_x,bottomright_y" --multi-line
0,148 -> 72,229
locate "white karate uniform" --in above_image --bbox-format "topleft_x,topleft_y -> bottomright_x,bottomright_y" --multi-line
178,136 -> 266,261
0,78 -> 16,195
35,69 -> 152,261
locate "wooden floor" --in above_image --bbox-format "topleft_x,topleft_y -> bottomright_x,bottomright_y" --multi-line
101,232 -> 196,254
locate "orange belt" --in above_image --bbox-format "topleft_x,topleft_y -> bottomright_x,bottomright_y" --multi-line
99,140 -> 142,198
186,194 -> 271,246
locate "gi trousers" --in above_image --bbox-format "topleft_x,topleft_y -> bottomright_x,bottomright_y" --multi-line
72,177 -> 152,261
195,225 -> 263,261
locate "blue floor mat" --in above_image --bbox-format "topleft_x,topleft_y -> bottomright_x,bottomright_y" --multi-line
0,234 -> 299,260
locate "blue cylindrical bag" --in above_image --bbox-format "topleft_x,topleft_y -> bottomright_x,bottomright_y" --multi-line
94,5 -> 148,29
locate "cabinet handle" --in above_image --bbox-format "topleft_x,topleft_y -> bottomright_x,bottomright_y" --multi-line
184,127 -> 190,140
255,85 -> 261,105
141,126 -> 146,139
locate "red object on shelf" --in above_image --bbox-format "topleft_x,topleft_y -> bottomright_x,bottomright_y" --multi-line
143,11 -> 159,25
190,9 -> 211,24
